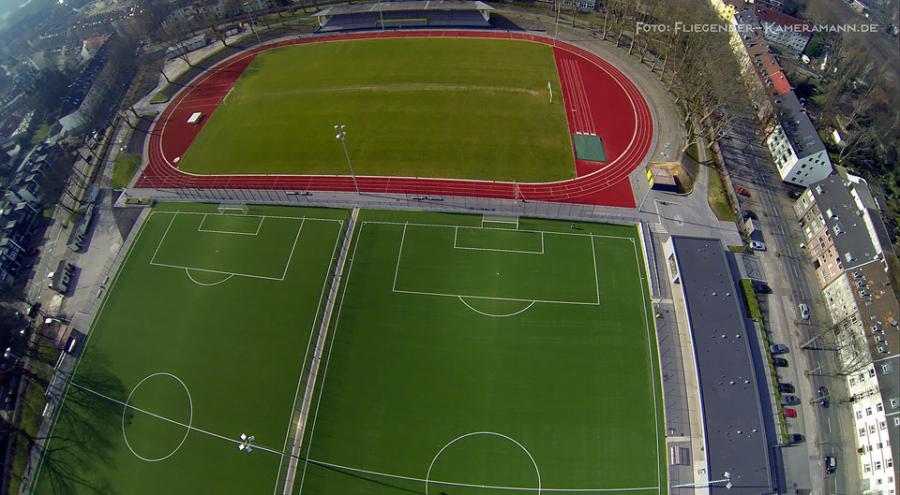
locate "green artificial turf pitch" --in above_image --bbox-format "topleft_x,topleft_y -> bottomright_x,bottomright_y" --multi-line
178,38 -> 575,183
31,205 -> 665,495
31,203 -> 348,495
297,210 -> 666,495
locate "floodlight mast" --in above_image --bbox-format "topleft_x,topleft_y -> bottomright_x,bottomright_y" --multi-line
334,124 -> 361,195
672,472 -> 734,490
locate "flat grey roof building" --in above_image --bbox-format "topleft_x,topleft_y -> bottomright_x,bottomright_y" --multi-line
664,236 -> 776,494
773,91 -> 825,159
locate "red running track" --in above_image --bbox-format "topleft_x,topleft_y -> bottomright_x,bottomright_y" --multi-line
137,30 -> 655,208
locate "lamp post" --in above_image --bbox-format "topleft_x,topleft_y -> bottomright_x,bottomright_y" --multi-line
242,2 -> 262,45
334,124 -> 360,195
672,472 -> 733,490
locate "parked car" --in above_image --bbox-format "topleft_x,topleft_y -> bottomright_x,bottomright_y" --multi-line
743,210 -> 758,220
753,282 -> 772,294
788,433 -> 805,444
737,187 -> 751,197
798,303 -> 810,320
784,407 -> 797,418
773,357 -> 789,367
770,344 -> 789,355
781,395 -> 800,406
750,240 -> 767,251
825,456 -> 837,474
818,386 -> 830,408
778,383 -> 795,393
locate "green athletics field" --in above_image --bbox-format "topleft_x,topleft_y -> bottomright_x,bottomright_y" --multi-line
31,205 -> 665,495
31,203 -> 348,494
298,210 -> 666,494
179,38 -> 575,182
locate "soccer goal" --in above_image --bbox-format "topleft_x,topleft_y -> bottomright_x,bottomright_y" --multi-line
217,203 -> 250,215
481,214 -> 519,229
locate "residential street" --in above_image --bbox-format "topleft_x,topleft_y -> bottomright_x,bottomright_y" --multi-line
719,114 -> 860,495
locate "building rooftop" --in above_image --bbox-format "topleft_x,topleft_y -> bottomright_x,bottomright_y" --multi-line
669,236 -> 775,494
313,1 -> 494,17
753,6 -> 813,35
809,175 -> 883,271
773,91 -> 825,158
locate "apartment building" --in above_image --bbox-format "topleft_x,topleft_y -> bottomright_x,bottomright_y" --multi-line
753,5 -> 813,52
794,175 -> 899,494
766,91 -> 832,186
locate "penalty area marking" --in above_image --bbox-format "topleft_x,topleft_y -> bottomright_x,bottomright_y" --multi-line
388,221 -> 608,306
458,296 -> 536,318
184,269 -> 234,287
148,211 -> 308,283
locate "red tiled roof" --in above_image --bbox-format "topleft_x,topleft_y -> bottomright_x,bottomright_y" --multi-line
753,6 -> 813,34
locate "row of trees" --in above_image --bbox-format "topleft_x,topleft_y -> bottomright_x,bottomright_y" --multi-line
561,0 -> 751,154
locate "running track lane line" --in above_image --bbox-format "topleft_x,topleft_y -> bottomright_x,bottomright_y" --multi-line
137,31 -> 654,207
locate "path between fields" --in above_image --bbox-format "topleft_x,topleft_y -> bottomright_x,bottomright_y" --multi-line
282,208 -> 359,495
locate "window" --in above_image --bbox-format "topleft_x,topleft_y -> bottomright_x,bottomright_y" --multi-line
857,410 -> 864,419
895,417 -> 900,426
865,463 -> 872,473
877,403 -> 884,412
869,425 -> 876,434
888,459 -> 894,468
870,368 -> 876,377
891,398 -> 899,408
881,421 -> 887,431
867,407 -> 873,416
876,461 -> 882,470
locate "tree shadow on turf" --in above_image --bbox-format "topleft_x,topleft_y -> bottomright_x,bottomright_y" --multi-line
34,352 -> 127,495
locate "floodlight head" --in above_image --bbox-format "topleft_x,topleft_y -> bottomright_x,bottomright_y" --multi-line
723,472 -> 731,480
725,481 -> 733,490
240,433 -> 248,441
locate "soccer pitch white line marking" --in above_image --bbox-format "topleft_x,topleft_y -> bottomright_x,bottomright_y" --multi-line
389,222 -> 603,306
30,214 -> 155,494
364,220 -> 634,242
299,221 -> 662,494
453,226 -> 545,255
197,213 -> 265,236
633,238 -> 664,492
273,218 -> 345,495
148,211 -> 306,282
458,297 -> 537,317
425,431 -> 541,495
297,220 -> 370,493
305,457 -> 659,493
184,269 -> 234,286
120,372 -> 193,462
68,380 -> 283,456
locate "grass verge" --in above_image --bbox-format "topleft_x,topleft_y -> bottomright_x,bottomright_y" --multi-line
112,153 -> 142,189
708,168 -> 737,222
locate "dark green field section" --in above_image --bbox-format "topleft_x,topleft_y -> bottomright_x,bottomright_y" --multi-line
31,205 -> 665,495
179,38 -> 575,182
32,203 -> 347,495
297,210 -> 666,495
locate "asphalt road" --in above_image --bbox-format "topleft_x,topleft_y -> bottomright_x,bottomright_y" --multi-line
719,114 -> 860,495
